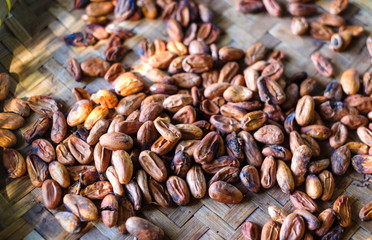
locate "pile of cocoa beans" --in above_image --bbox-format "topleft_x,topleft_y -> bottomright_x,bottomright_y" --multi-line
237,0 -> 372,53
1,0 -> 372,240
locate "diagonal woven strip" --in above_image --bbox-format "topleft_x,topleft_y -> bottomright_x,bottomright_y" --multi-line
0,0 -> 371,240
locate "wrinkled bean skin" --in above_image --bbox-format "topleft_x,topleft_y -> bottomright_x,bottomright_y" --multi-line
359,200 -> 372,221
51,111 -> 67,143
291,145 -> 312,186
194,131 -> 220,164
279,213 -> 305,240
290,191 -> 318,213
268,206 -> 288,224
26,154 -> 48,187
331,145 -> 351,175
166,176 -> 191,206
261,221 -> 281,240
139,150 -> 167,182
240,165 -> 261,192
239,131 -> 263,167
333,195 -> 351,227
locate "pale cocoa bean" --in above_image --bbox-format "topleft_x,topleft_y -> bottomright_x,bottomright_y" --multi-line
55,211 -> 81,233
305,174 -> 322,200
261,221 -> 280,240
112,150 -> 133,184
49,161 -> 70,188
276,160 -> 294,194
67,100 -> 93,127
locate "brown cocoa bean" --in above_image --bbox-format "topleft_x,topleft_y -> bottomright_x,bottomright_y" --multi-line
0,73 -> 11,101
56,143 -> 75,166
32,139 -> 55,163
26,154 -> 48,187
55,211 -> 81,233
23,117 -> 50,143
125,179 -> 142,211
316,208 -> 336,237
352,155 -> 372,174
136,170 -> 152,204
208,181 -> 243,204
42,179 -> 62,209
239,131 -> 263,167
51,111 -> 67,143
311,53 -> 333,77
359,200 -> 372,221
139,150 -> 167,182
293,209 -> 319,231
125,217 -> 164,240
240,165 -> 260,193
291,145 -> 312,186
329,122 -> 348,149
242,221 -> 259,240
68,136 -> 93,164
81,181 -> 112,200
81,57 -> 110,77
333,195 -> 351,227
166,175 -> 190,206
49,161 -> 70,188
101,194 -> 119,228
319,170 -> 335,201
149,179 -> 173,208
329,0 -> 348,15
305,174 -> 322,200
288,3 -> 317,16
0,112 -> 24,130
254,125 -> 284,145
99,132 -> 133,151
276,160 -> 294,194
279,213 -> 305,240
63,194 -> 98,221
331,145 -> 350,175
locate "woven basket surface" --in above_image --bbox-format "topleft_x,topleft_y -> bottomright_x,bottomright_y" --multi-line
0,0 -> 371,239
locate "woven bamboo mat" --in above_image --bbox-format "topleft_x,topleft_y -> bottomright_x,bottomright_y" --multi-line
0,0 -> 371,239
